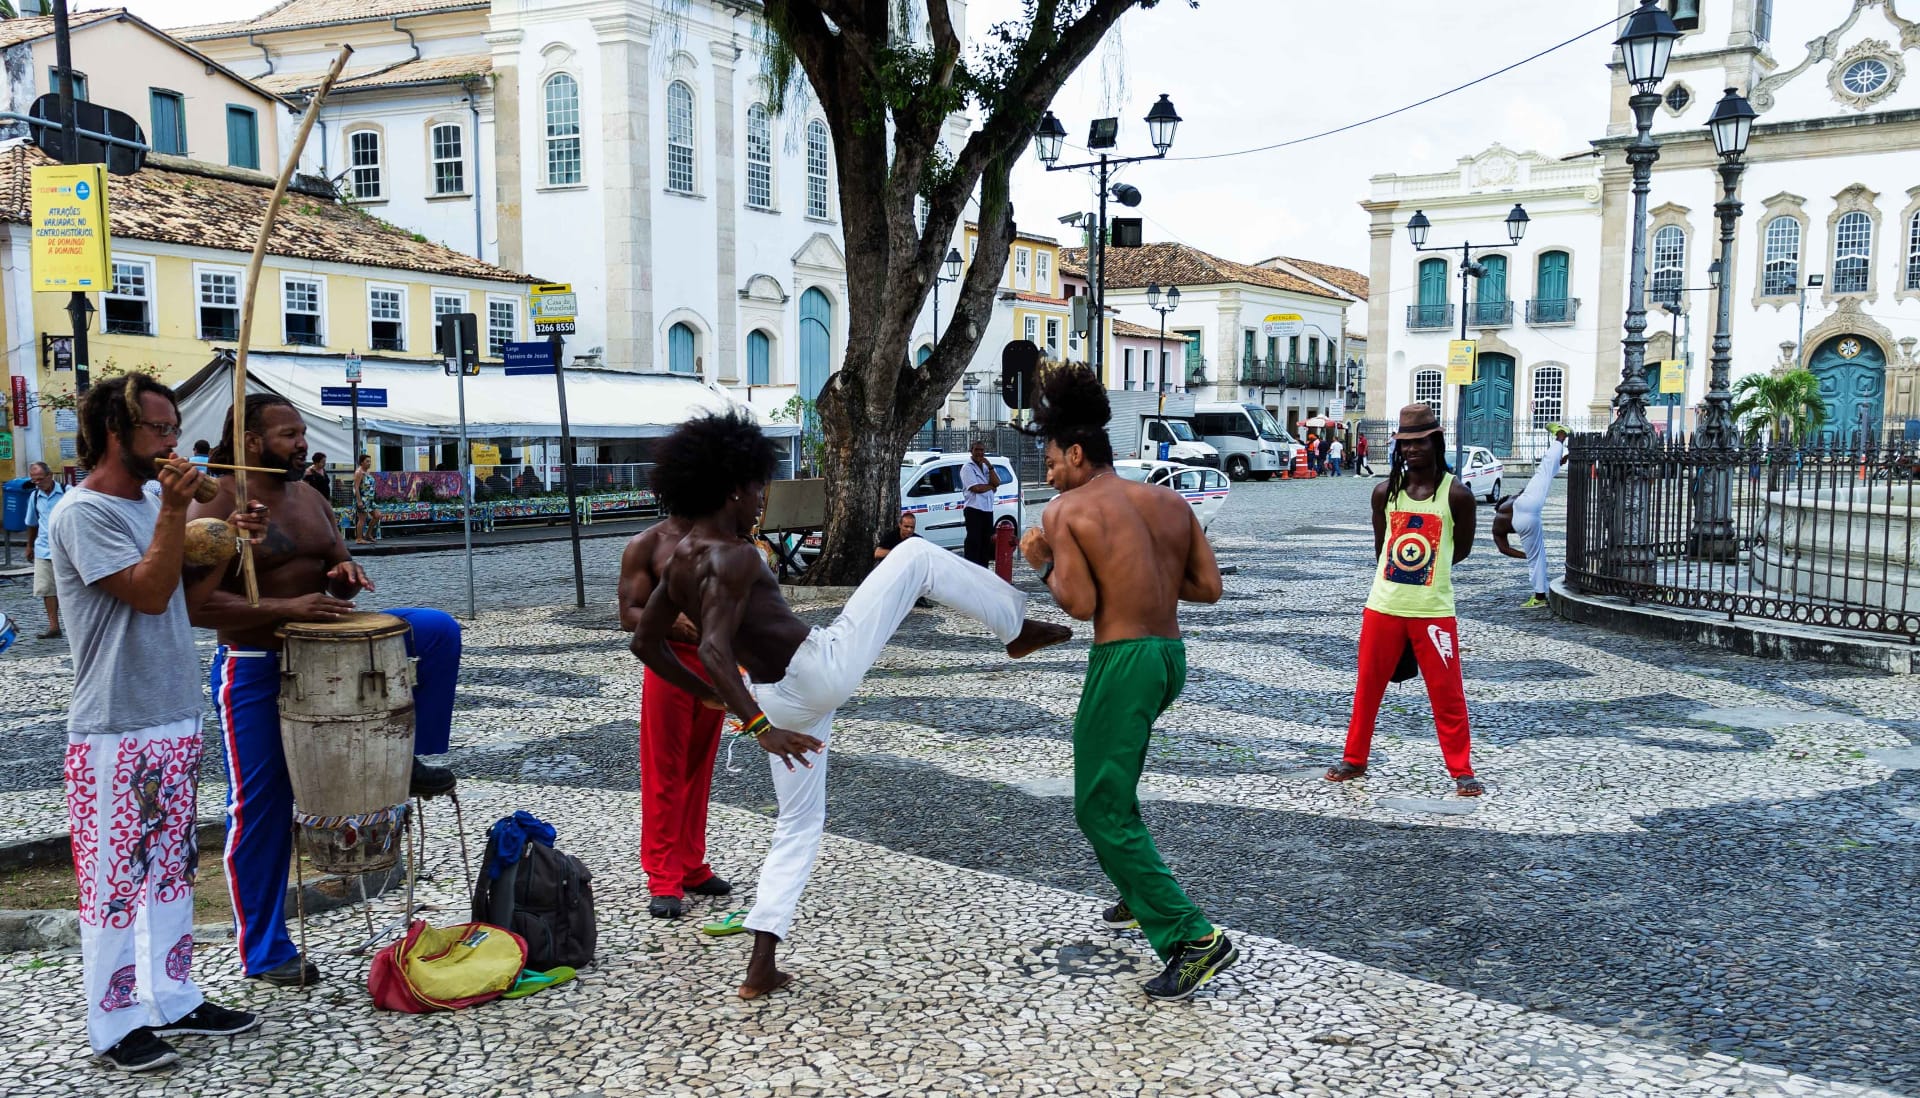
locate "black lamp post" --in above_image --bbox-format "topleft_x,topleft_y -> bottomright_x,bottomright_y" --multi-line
1146,282 -> 1179,394
1692,85 -> 1758,557
1403,201 -> 1529,473
1036,94 -> 1180,387
931,246 -> 961,351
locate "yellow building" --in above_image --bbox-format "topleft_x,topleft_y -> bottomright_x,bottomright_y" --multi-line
0,143 -> 537,475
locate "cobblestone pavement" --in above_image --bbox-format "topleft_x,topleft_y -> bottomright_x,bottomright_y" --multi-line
2,474 -> 1917,1096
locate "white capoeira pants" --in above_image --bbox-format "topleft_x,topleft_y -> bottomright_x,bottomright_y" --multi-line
744,537 -> 1028,940
1510,438 -> 1565,595
64,717 -> 207,1053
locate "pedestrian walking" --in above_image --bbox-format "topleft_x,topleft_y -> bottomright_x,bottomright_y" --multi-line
1354,434 -> 1373,477
49,375 -> 265,1071
960,439 -> 999,567
352,455 -> 379,545
1327,403 -> 1484,796
1492,423 -> 1569,608
1307,433 -> 1323,475
301,453 -> 331,499
1019,364 -> 1239,1001
23,461 -> 67,639
1327,437 -> 1344,477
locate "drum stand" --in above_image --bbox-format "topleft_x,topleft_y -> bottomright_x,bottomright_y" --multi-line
339,790 -> 475,957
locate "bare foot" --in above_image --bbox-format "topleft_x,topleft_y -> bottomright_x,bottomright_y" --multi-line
739,931 -> 791,1000
1006,619 -> 1072,658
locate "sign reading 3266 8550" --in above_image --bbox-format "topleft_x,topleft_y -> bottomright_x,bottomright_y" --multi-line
30,164 -> 111,292
530,282 -> 577,335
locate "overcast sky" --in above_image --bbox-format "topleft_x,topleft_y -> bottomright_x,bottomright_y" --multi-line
114,0 -> 1622,272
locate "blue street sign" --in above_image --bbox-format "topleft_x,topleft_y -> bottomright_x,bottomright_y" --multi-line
503,340 -> 556,376
320,386 -> 386,408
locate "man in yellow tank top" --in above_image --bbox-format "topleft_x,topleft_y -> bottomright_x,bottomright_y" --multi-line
1326,404 -> 1484,796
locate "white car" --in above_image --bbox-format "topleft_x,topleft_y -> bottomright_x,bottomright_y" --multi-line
1112,459 -> 1232,532
1457,446 -> 1505,502
804,453 -> 1022,558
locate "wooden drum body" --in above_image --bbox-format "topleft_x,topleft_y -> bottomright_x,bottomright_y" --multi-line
277,612 -> 416,875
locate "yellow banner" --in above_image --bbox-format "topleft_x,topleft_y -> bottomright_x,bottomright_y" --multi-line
1445,340 -> 1477,385
30,164 -> 110,291
1658,359 -> 1685,395
470,443 -> 501,467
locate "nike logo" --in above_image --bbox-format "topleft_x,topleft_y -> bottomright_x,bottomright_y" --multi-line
1427,623 -> 1455,667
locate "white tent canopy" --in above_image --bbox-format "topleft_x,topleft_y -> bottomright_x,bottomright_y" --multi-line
175,352 -> 796,460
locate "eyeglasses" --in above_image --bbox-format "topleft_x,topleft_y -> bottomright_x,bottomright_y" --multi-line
135,419 -> 183,439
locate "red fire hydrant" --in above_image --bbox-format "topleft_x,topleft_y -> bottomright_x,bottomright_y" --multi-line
995,520 -> 1016,582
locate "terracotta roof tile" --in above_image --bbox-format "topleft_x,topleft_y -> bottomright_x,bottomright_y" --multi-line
0,143 -> 533,284
1111,318 -> 1190,340
1058,242 -> 1342,300
1009,291 -> 1068,306
1270,256 -> 1370,299
254,54 -> 492,95
0,8 -> 122,49
174,0 -> 486,40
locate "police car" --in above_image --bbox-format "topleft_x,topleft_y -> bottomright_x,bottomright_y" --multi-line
1111,459 -> 1232,532
798,452 -> 1022,557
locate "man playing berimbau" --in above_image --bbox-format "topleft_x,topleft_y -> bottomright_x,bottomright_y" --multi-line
631,411 -> 1068,999
1017,363 -> 1238,1002
183,394 -> 461,987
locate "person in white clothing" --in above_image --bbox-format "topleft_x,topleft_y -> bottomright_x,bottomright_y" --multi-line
632,412 -> 1069,1000
1327,438 -> 1345,477
958,439 -> 1001,566
1492,424 -> 1570,608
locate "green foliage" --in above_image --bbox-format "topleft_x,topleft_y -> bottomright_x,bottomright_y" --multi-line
1731,369 -> 1828,445
772,393 -> 826,474
36,357 -> 136,413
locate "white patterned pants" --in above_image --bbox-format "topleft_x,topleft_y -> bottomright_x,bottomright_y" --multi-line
64,718 -> 206,1053
744,537 -> 1028,939
1510,438 -> 1565,595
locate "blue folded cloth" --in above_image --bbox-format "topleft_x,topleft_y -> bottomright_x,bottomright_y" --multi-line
485,811 -> 557,878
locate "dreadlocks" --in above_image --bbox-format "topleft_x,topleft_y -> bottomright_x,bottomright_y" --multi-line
77,374 -> 177,470
1028,362 -> 1114,466
1384,430 -> 1450,504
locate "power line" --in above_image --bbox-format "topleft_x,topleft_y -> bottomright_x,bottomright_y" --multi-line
1169,12 -> 1628,164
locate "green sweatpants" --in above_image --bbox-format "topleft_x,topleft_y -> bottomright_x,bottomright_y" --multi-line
1072,636 -> 1212,961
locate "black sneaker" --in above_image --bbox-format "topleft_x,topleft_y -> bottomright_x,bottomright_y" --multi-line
1100,899 -> 1139,930
648,895 -> 684,919
253,955 -> 321,988
99,1028 -> 179,1072
686,875 -> 732,897
1143,930 -> 1239,1002
410,758 -> 457,798
153,1002 -> 263,1038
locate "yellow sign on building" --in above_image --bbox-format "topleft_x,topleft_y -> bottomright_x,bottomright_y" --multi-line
1446,340 -> 1477,385
470,443 -> 501,467
30,164 -> 111,291
1659,359 -> 1685,394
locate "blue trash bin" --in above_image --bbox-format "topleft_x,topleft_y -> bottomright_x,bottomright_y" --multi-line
2,477 -> 31,532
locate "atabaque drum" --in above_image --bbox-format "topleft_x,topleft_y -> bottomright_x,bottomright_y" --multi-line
277,612 -> 416,875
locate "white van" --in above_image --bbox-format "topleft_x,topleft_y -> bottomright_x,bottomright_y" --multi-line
1139,417 -> 1221,469
1192,402 -> 1298,481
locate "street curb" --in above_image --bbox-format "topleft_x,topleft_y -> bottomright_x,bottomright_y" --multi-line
1548,579 -> 1914,675
349,518 -> 660,556
0,824 -> 409,953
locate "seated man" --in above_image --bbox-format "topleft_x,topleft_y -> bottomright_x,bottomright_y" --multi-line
633,412 -> 1068,999
185,394 -> 461,988
873,511 -> 918,560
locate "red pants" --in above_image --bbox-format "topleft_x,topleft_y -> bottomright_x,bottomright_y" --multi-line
639,641 -> 726,897
1343,609 -> 1475,778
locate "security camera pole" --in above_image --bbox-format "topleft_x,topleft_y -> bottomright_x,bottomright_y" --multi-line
1034,96 -> 1182,386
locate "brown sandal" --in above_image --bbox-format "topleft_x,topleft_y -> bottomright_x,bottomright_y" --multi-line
1324,762 -> 1367,782
1455,776 -> 1485,797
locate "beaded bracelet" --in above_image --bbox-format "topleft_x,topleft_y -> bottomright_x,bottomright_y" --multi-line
740,713 -> 772,739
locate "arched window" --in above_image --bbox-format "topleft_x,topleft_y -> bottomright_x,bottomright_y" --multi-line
346,128 -> 383,199
915,345 -> 932,366
544,74 -> 582,185
1474,254 -> 1508,325
799,288 -> 832,402
1906,211 -> 1920,291
1531,365 -> 1564,429
1651,226 -> 1685,307
1413,368 -> 1444,414
668,322 -> 697,374
747,328 -> 771,385
1533,250 -> 1570,322
805,119 -> 830,219
666,80 -> 696,194
1832,211 -> 1871,294
745,104 -> 772,210
1762,216 -> 1800,296
1413,257 -> 1449,328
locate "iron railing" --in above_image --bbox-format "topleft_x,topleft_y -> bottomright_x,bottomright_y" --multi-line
1526,297 -> 1580,324
909,426 -> 1049,485
1565,435 -> 1920,643
1468,300 -> 1514,327
1407,303 -> 1453,330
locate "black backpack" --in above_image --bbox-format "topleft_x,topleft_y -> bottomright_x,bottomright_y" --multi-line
470,834 -> 597,972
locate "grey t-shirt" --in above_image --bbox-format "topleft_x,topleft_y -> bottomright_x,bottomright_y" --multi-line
47,484 -> 202,735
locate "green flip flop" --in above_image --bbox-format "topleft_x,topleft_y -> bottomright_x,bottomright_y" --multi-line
502,966 -> 577,1000
701,909 -> 750,937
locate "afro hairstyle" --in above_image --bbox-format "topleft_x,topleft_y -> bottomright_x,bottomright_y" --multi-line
1029,361 -> 1114,466
650,410 -> 780,518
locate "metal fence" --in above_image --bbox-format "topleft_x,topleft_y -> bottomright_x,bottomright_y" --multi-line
1565,434 -> 1920,643
909,426 -> 1049,485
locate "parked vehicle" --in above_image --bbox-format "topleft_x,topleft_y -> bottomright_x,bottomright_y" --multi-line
1192,402 -> 1299,481
1111,459 -> 1231,532
1457,445 -> 1504,502
799,452 -> 1022,559
1139,417 -> 1221,469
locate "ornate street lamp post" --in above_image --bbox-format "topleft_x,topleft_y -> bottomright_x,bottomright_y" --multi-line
1601,0 -> 1681,584
1146,282 -> 1179,394
1690,86 -> 1758,557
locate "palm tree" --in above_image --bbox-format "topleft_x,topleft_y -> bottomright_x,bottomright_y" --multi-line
1731,369 -> 1827,446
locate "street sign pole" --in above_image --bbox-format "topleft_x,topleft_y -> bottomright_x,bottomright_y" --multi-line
550,332 -> 584,608
453,325 -> 476,621
53,0 -> 89,396
346,351 -> 362,460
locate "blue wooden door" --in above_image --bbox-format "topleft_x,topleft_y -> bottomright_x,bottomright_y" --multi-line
1462,352 -> 1515,454
1809,335 -> 1886,448
799,288 -> 832,406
